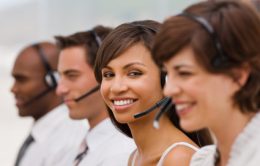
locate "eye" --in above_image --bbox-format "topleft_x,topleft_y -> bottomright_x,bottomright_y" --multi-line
128,70 -> 143,78
178,71 -> 193,77
14,76 -> 28,83
66,73 -> 79,80
102,71 -> 115,79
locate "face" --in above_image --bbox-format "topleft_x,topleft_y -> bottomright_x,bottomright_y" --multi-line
11,47 -> 49,119
163,47 -> 241,131
101,43 -> 164,124
56,46 -> 102,120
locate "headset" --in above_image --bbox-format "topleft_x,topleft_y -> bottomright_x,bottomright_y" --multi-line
23,44 -> 58,106
91,30 -> 102,47
132,24 -> 174,126
33,44 -> 58,88
74,29 -> 102,102
178,12 -> 237,68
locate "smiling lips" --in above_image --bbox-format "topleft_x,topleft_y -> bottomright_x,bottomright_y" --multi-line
13,95 -> 28,107
63,98 -> 75,105
111,98 -> 137,112
175,101 -> 196,117
113,99 -> 135,106
15,97 -> 25,107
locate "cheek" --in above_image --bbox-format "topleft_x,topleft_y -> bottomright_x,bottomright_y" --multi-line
78,76 -> 96,89
183,78 -> 204,100
100,82 -> 111,106
29,81 -> 45,94
189,79 -> 223,122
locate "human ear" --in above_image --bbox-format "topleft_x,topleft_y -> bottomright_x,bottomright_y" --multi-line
232,64 -> 250,87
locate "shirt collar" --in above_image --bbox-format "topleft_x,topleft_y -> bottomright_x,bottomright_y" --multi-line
85,118 -> 117,150
229,112 -> 260,159
31,104 -> 69,142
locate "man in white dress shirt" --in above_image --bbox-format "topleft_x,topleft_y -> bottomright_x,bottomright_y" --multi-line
55,26 -> 136,166
11,42 -> 86,166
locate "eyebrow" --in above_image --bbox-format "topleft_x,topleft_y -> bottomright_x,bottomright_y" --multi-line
123,62 -> 146,69
173,64 -> 193,70
12,73 -> 25,79
60,69 -> 80,75
104,62 -> 146,70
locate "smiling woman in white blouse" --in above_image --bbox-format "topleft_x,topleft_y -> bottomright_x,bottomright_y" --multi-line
94,20 -> 213,166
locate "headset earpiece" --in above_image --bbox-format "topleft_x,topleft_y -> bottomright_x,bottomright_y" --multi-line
160,72 -> 167,88
45,71 -> 58,88
33,44 -> 58,89
91,30 -> 102,47
211,53 -> 231,68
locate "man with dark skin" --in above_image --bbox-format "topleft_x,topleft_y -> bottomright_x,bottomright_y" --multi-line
12,42 -> 61,119
11,41 -> 86,166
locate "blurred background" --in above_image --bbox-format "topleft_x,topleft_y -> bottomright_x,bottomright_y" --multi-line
0,0 -> 200,165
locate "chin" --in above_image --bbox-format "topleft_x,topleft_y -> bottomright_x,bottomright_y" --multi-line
180,119 -> 202,132
69,113 -> 85,120
114,115 -> 133,124
18,109 -> 30,117
115,118 -> 129,124
69,109 -> 84,120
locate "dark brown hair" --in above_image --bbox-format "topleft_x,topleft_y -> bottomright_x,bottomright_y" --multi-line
94,20 -> 213,146
55,25 -> 112,67
153,1 -> 260,113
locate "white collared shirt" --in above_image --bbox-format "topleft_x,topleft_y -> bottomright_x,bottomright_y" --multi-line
18,104 -> 87,166
78,118 -> 136,166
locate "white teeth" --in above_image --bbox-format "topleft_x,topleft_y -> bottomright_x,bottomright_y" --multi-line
114,99 -> 134,106
175,104 -> 189,112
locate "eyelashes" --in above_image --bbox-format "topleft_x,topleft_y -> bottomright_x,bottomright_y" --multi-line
102,71 -> 114,78
102,70 -> 143,79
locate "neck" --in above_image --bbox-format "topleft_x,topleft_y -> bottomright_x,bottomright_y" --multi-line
129,112 -> 194,156
88,111 -> 108,129
33,93 -> 62,121
211,110 -> 254,166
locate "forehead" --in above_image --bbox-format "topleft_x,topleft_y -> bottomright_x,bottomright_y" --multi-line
164,47 -> 198,68
107,43 -> 154,67
58,46 -> 92,72
12,47 -> 45,75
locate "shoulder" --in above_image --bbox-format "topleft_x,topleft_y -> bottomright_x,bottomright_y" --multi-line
162,144 -> 197,166
190,145 -> 216,166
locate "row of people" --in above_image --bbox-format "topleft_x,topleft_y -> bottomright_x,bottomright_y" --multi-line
11,0 -> 260,166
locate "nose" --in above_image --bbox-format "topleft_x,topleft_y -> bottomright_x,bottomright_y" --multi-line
109,77 -> 128,94
56,80 -> 68,97
10,81 -> 17,94
163,76 -> 181,98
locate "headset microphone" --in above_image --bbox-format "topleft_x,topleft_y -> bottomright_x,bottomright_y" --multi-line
74,85 -> 100,102
133,97 -> 170,119
23,88 -> 54,106
153,98 -> 173,129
